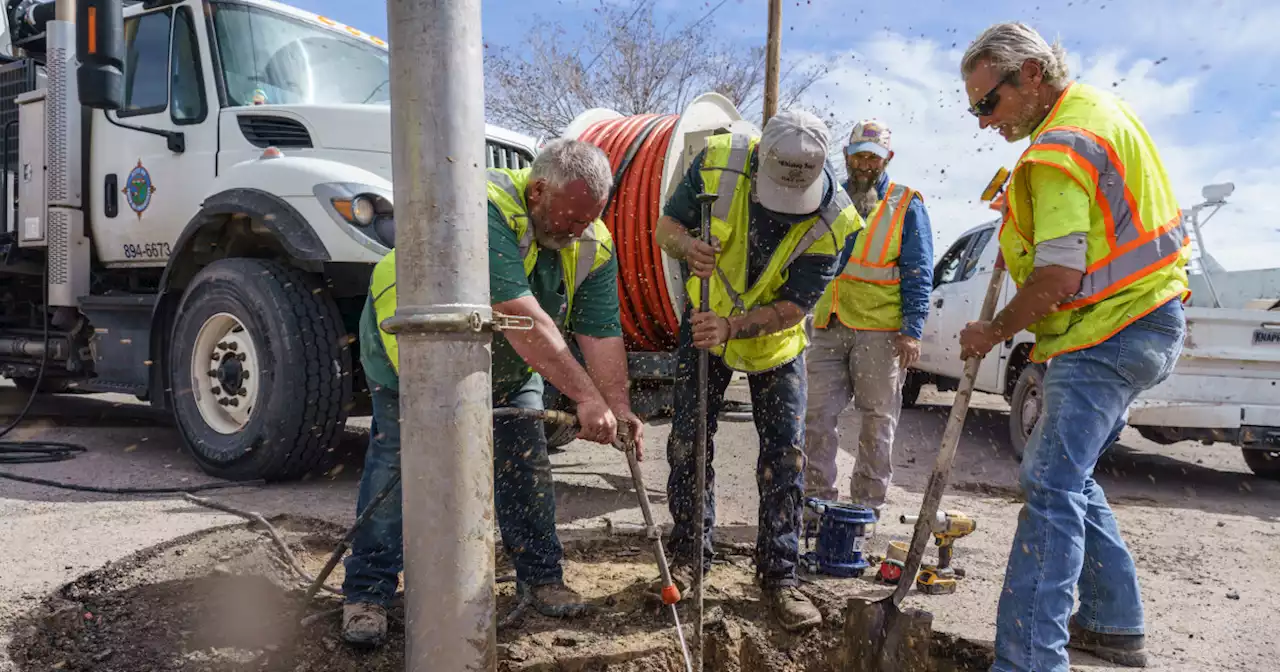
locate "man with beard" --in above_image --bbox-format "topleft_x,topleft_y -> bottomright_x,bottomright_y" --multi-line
958,22 -> 1190,671
802,120 -> 933,523
340,138 -> 647,647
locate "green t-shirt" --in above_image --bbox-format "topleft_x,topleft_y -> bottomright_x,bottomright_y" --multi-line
359,203 -> 623,401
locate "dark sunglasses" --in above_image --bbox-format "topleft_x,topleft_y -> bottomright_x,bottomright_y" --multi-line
968,70 -> 1019,117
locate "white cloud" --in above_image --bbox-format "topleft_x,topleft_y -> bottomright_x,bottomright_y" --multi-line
790,30 -> 1280,271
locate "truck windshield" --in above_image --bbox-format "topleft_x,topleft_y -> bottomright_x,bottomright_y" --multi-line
210,2 -> 389,107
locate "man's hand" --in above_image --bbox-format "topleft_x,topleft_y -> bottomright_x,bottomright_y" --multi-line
894,334 -> 921,369
575,396 -> 618,445
614,407 -> 646,461
684,236 -> 721,279
959,321 -> 999,360
691,311 -> 730,350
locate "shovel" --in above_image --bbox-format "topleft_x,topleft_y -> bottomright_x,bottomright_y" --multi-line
844,253 -> 1007,671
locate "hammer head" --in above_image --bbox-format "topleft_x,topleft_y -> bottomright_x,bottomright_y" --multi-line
695,191 -> 719,204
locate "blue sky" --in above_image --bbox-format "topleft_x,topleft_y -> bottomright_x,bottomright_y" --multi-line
289,0 -> 1279,271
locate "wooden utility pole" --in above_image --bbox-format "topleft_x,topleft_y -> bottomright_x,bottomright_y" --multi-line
763,0 -> 782,124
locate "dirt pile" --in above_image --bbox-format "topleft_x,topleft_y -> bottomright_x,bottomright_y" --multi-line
7,518 -> 993,671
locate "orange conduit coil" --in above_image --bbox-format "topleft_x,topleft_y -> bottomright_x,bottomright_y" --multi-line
578,114 -> 682,352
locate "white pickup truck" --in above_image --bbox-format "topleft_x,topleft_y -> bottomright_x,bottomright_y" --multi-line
904,206 -> 1280,480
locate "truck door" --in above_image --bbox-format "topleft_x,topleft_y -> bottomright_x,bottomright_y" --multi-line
89,2 -> 216,266
919,230 -> 979,373
921,226 -> 997,381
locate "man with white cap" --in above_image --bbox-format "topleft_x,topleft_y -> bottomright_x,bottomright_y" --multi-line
803,119 -> 934,523
652,109 -> 864,631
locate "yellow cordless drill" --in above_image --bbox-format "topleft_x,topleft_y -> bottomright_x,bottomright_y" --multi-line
899,510 -> 977,595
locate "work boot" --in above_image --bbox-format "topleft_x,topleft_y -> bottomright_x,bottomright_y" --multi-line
1067,616 -> 1148,667
528,582 -> 592,618
764,585 -> 822,632
646,564 -> 701,598
341,602 -> 388,647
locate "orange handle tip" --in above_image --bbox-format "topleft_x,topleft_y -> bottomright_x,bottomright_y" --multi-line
661,584 -> 680,605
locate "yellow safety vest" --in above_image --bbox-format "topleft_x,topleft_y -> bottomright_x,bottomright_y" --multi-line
687,133 -> 864,372
813,182 -> 921,331
999,81 -> 1191,362
369,167 -> 615,373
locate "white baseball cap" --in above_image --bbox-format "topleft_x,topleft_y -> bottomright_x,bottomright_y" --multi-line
846,119 -> 892,159
756,109 -> 830,215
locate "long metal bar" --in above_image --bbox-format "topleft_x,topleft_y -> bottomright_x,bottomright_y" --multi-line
693,193 -> 717,672
385,1 -> 495,670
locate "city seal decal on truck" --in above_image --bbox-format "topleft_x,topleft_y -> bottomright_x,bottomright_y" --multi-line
124,160 -> 156,219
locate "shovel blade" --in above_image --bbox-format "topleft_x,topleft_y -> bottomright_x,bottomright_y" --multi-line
843,596 -> 934,671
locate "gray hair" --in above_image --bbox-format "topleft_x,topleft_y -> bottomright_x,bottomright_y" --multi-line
529,138 -> 614,202
961,22 -> 1071,88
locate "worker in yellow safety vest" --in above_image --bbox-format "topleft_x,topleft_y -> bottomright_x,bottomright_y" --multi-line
958,22 -> 1190,672
653,109 -> 863,632
803,119 -> 934,523
340,139 -> 646,647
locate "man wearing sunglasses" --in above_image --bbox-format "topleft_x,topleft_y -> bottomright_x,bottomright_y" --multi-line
802,120 -> 933,526
958,22 -> 1190,672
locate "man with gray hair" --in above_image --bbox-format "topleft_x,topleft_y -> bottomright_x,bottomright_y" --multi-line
340,138 -> 646,647
958,21 -> 1190,671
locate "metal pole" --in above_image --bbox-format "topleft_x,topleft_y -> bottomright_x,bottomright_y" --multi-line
693,193 -> 717,672
763,0 -> 782,124
1187,206 -> 1222,308
383,1 -> 494,670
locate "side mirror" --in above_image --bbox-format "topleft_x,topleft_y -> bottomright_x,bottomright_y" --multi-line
76,0 -> 126,110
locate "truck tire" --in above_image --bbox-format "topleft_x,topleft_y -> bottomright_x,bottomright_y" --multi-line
1008,363 -> 1045,460
1242,448 -> 1280,481
168,258 -> 352,481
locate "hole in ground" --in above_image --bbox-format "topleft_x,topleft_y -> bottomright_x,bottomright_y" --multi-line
6,518 -> 993,671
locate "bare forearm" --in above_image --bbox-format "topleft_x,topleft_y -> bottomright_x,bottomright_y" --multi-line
575,334 -> 631,411
655,216 -> 696,259
495,297 -> 604,406
990,266 -> 1080,342
725,301 -> 805,340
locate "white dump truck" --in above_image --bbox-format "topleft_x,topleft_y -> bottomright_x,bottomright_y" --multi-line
0,0 -> 759,480
0,0 -> 555,481
905,185 -> 1280,479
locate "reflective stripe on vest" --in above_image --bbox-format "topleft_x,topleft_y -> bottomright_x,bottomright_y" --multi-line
998,81 -> 1190,362
1028,129 -> 1189,311
812,182 -> 917,331
840,182 -> 914,284
687,132 -> 863,372
485,167 -> 610,314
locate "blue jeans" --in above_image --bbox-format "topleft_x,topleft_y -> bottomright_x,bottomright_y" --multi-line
665,310 -> 808,588
992,298 -> 1186,672
342,377 -> 563,606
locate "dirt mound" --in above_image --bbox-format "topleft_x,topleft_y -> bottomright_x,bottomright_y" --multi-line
6,518 -> 993,671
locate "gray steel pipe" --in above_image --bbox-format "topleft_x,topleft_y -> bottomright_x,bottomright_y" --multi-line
385,0 -> 495,669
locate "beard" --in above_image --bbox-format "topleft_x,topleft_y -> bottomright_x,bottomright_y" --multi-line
845,170 -> 881,219
846,167 -> 883,218
533,225 -> 574,250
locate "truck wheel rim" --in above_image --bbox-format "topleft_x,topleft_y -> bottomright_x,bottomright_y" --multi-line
191,313 -> 260,435
1019,385 -> 1041,440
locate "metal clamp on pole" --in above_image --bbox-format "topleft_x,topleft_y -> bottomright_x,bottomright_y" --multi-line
380,306 -> 534,335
